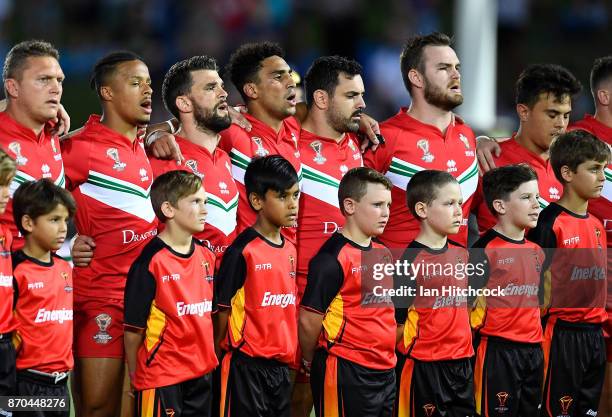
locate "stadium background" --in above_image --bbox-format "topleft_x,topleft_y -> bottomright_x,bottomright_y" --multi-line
0,1 -> 610,416
0,0 -> 610,135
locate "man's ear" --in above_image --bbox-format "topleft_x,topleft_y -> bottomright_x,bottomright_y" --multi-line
243,83 -> 258,100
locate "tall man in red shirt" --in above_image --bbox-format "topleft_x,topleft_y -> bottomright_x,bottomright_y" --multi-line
61,51 -> 157,417
472,64 -> 582,231
150,55 -> 237,268
364,32 -> 478,250
293,55 -> 365,416
0,40 -> 66,249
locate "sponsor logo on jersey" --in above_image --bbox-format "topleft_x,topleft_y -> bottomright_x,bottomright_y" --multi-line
122,228 -> 158,244
93,313 -> 112,344
27,282 -> 44,290
0,273 -> 13,287
416,139 -> 434,163
139,168 -> 149,182
41,164 -> 52,178
162,273 -> 181,282
446,159 -> 457,172
563,236 -> 579,246
549,187 -> 560,200
106,148 -> 126,171
176,300 -> 213,317
261,292 -> 296,308
255,263 -> 272,271
570,265 -> 605,281
35,308 -> 73,324
219,181 -> 230,195
503,283 -> 538,297
323,221 -> 341,234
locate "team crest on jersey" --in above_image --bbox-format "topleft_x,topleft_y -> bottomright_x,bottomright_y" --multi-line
165,409 -> 175,417
495,392 -> 509,413
252,137 -> 269,157
93,313 -> 113,344
185,160 -> 204,179
202,261 -> 213,281
289,255 -> 296,279
62,272 -> 73,293
533,249 -> 541,273
291,132 -> 300,157
106,148 -> 126,171
310,141 -> 326,165
8,142 -> 28,166
559,395 -> 573,415
423,404 -> 436,417
416,139 -> 434,163
139,168 -> 149,182
41,164 -> 52,178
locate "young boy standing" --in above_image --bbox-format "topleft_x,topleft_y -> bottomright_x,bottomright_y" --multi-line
215,155 -> 299,417
528,130 -> 611,417
470,164 -> 545,416
394,170 -> 475,417
124,170 -> 217,417
11,179 -> 76,416
298,167 -> 396,417
0,150 -> 16,415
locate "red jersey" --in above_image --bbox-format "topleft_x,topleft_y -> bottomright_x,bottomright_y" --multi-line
472,135 -> 562,232
150,136 -> 238,269
0,112 -> 65,249
0,225 -> 13,333
297,129 -> 362,288
300,233 -> 397,370
364,109 -> 478,249
470,229 -> 544,343
528,203 -> 607,323
216,227 -> 297,364
395,240 -> 473,361
124,237 -> 217,390
569,115 -> 612,247
12,251 -> 73,373
61,115 -> 158,300
219,114 -> 302,245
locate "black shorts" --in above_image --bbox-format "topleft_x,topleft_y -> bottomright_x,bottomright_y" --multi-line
135,373 -> 212,417
473,336 -> 543,417
0,334 -> 16,395
311,348 -> 395,417
396,354 -> 475,417
219,350 -> 290,417
14,369 -> 70,417
542,319 -> 606,417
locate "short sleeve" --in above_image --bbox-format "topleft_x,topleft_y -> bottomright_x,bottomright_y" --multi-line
301,253 -> 344,314
215,245 -> 247,308
124,258 -> 157,329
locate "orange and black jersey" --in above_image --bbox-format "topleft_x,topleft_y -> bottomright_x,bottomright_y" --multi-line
395,240 -> 473,361
301,233 -> 396,370
12,251 -> 73,373
0,225 -> 13,334
469,229 -> 544,343
124,237 -> 217,390
527,202 -> 607,324
216,227 -> 297,364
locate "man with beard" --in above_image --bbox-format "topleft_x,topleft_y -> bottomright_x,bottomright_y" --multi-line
472,64 -> 582,232
149,55 -> 238,269
61,51 -> 157,417
364,32 -> 478,250
292,56 -> 365,417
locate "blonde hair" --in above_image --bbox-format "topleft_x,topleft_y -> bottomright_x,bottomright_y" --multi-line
0,149 -> 16,186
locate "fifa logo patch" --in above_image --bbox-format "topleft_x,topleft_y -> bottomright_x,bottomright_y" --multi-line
252,137 -> 269,157
310,141 -> 326,165
185,160 -> 204,179
416,138 -> 434,163
93,313 -> 113,344
8,142 -> 28,166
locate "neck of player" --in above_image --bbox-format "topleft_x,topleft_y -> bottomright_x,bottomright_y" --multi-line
100,111 -> 139,142
301,113 -> 345,142
594,107 -> 612,128
158,224 -> 193,254
493,220 -> 525,241
415,226 -> 448,249
514,129 -> 549,160
253,216 -> 283,245
341,219 -> 372,247
407,100 -> 453,134
177,121 -> 219,155
22,240 -> 52,263
557,187 -> 589,215
247,102 -> 283,133
5,102 -> 46,137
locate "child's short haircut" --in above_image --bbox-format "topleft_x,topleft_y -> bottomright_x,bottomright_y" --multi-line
244,155 -> 298,207
482,164 -> 538,216
406,170 -> 457,219
13,179 -> 76,236
338,167 -> 392,215
0,149 -> 15,186
550,130 -> 611,184
151,170 -> 203,222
